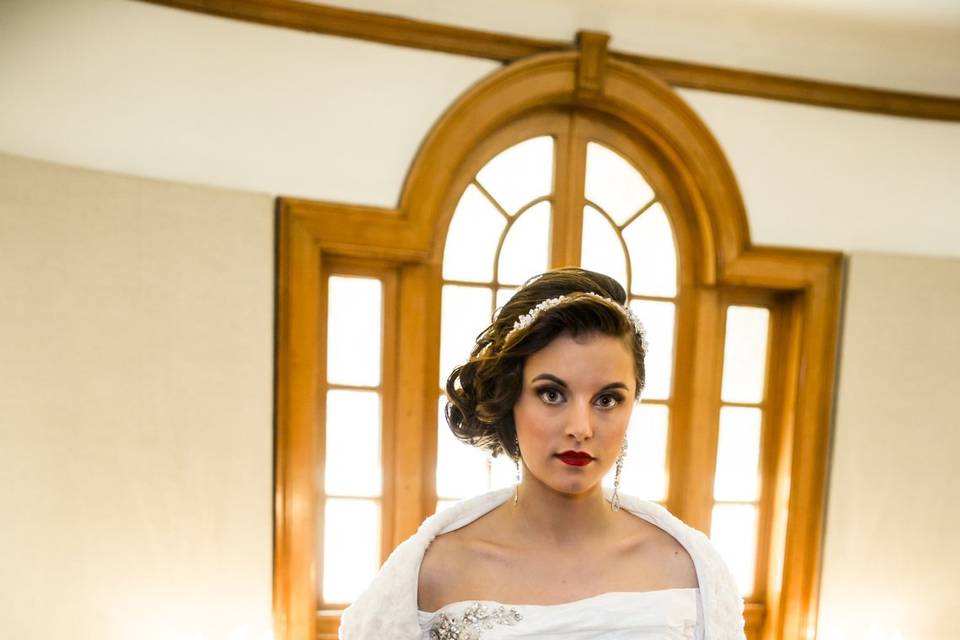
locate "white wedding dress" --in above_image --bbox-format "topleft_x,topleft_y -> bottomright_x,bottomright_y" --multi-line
417,587 -> 703,640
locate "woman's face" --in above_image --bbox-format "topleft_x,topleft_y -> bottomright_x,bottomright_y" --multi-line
513,330 -> 636,497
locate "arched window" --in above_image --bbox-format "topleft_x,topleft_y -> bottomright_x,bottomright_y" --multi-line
275,41 -> 841,640
436,117 -> 684,510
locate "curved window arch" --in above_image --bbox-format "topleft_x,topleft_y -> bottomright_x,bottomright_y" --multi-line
275,47 -> 842,640
437,116 -> 686,511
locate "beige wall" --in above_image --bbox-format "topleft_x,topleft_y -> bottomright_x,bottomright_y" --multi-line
818,253 -> 960,640
0,154 -> 275,639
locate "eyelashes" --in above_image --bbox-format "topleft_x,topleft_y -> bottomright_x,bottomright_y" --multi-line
533,386 -> 625,409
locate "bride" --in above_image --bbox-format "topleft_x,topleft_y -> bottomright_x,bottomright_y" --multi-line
339,267 -> 746,639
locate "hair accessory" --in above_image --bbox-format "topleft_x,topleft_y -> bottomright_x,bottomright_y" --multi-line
504,291 -> 647,350
611,438 -> 628,512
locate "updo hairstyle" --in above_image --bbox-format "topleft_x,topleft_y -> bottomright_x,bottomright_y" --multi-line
444,267 -> 647,462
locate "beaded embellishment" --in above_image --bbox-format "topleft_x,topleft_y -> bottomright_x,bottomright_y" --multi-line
428,602 -> 523,640
504,292 -> 647,349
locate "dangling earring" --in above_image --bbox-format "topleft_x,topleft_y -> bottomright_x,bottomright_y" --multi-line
611,438 -> 628,512
514,434 -> 521,504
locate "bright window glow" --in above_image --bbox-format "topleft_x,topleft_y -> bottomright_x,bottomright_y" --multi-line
439,285 -> 492,387
495,287 -> 518,319
622,203 -> 677,297
581,205 -> 628,292
629,300 -> 675,401
721,306 -> 770,404
325,390 -> 381,497
322,498 -> 380,604
443,185 -> 506,282
585,142 -> 655,226
714,407 -> 762,501
711,503 -> 757,596
326,276 -> 381,387
604,403 -> 669,501
436,396 -> 492,499
476,136 -> 554,216
497,201 -> 551,286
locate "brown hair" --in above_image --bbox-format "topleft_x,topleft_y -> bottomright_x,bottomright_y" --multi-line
444,267 -> 646,461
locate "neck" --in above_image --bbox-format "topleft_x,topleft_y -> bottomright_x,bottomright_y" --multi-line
507,467 -> 617,547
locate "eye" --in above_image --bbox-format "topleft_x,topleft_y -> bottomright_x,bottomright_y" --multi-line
535,386 -> 565,405
594,393 -> 624,409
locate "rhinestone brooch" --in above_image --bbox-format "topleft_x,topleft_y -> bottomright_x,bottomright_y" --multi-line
428,602 -> 523,640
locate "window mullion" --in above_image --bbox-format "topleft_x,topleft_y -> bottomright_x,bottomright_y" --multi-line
550,112 -> 587,267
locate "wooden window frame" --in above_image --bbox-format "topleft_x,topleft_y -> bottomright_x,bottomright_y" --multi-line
274,43 -> 842,640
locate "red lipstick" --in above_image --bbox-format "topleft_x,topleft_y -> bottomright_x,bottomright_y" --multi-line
555,450 -> 594,467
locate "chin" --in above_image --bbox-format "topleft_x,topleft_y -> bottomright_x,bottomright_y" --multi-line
551,478 -> 599,496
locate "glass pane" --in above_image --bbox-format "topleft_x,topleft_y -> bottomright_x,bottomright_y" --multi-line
497,201 -> 551,286
475,136 -> 554,216
622,203 -> 678,298
603,404 -> 669,501
710,504 -> 757,596
327,276 -> 382,386
439,285 -> 492,387
585,142 -> 655,226
495,287 -> 518,319
714,407 -> 762,501
325,390 -> 381,497
581,205 -> 627,292
629,300 -> 675,400
436,396 -> 492,499
490,452 -> 517,490
321,498 -> 380,604
721,306 -> 770,404
443,184 -> 506,282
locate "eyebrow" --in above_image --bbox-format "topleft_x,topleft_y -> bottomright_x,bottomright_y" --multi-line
530,373 -> 630,393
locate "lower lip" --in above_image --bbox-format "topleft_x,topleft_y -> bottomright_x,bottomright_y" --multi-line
556,456 -> 593,467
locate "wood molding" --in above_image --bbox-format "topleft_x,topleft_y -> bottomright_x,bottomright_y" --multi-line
274,206 -> 323,640
574,31 -> 609,100
143,0 -> 960,121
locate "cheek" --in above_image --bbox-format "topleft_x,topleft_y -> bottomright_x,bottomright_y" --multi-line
513,396 -> 552,444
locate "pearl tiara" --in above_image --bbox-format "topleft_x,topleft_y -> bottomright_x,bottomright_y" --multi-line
503,291 -> 647,350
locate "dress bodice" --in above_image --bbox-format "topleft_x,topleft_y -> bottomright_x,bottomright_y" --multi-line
417,587 -> 702,640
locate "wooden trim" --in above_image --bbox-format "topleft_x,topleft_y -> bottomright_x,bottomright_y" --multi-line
395,263 -> 442,539
144,0 -> 960,121
274,205 -> 322,640
673,287 -> 725,530
615,52 -> 960,122
574,31 -> 609,100
142,0 -> 555,61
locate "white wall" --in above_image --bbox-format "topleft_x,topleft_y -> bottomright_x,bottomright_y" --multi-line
678,89 -> 960,258
0,0 -> 497,208
819,253 -> 960,640
0,153 -> 275,640
319,0 -> 960,96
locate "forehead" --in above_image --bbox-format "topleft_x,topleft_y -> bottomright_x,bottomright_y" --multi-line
523,331 -> 635,384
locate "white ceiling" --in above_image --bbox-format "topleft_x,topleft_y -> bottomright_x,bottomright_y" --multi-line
316,0 -> 960,97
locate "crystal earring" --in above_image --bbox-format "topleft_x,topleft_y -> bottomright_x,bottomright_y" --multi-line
514,434 -> 521,504
611,438 -> 628,512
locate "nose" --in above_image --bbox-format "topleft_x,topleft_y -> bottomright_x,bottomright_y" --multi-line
565,400 -> 594,442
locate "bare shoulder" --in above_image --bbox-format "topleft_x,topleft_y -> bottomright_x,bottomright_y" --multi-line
618,513 -> 699,589
417,530 -> 461,612
417,514 -> 508,612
